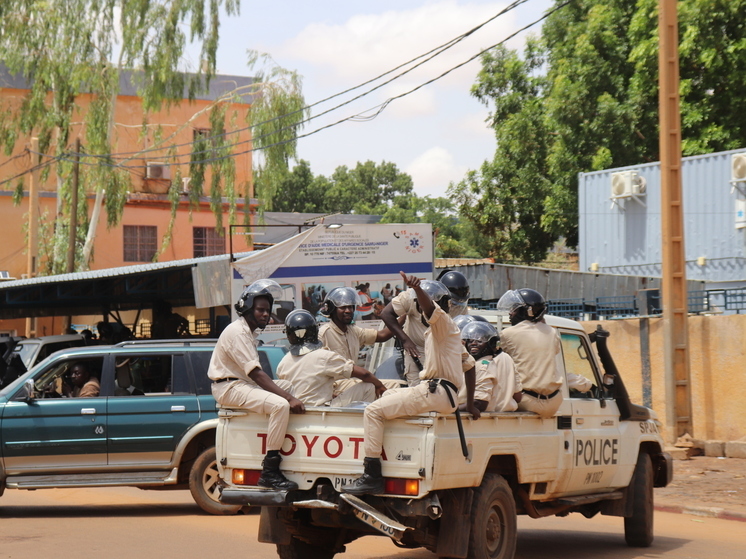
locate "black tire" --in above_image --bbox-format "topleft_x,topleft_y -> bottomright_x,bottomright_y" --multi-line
467,473 -> 517,559
624,452 -> 654,547
276,537 -> 336,559
188,447 -> 242,515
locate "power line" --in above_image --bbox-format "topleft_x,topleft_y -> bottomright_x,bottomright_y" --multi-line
55,0 -> 534,163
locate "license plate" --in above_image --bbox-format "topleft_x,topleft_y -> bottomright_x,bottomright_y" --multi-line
332,475 -> 358,491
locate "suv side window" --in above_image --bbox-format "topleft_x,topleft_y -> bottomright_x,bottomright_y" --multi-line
114,355 -> 174,395
25,357 -> 104,399
190,350 -> 213,395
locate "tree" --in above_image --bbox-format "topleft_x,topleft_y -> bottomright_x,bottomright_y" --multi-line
457,0 -> 746,259
0,2 -> 305,274
272,160 -> 331,213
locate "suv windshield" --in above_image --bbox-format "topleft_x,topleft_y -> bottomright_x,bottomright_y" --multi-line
12,342 -> 41,370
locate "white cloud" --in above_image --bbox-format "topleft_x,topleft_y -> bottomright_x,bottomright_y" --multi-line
406,146 -> 467,198
281,1 -> 518,89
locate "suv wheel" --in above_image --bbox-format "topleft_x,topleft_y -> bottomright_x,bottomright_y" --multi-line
189,447 -> 242,515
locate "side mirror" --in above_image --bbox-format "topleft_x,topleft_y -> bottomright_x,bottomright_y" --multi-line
21,378 -> 36,402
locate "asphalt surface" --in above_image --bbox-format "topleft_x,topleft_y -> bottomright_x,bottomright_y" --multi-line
655,456 -> 746,522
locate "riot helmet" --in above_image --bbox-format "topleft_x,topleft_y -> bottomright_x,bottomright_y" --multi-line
235,279 -> 283,318
453,314 -> 475,331
412,280 -> 451,312
461,321 -> 500,357
497,288 -> 547,325
438,270 -> 470,306
323,287 -> 358,317
284,309 -> 323,355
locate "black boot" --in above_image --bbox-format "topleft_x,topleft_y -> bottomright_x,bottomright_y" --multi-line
342,457 -> 384,495
257,453 -> 298,490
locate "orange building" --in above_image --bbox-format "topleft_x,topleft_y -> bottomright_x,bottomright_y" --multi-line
0,67 -> 257,336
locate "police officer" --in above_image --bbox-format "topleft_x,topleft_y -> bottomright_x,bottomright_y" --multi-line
343,272 -> 480,496
381,272 -> 471,386
208,279 -> 305,491
458,321 -> 522,412
319,287 -> 396,363
497,288 -> 564,419
277,310 -> 388,406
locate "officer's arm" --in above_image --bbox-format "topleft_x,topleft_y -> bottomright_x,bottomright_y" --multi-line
462,366 -> 481,420
351,365 -> 387,398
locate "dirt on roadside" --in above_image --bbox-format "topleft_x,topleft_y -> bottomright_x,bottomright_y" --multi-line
655,456 -> 746,517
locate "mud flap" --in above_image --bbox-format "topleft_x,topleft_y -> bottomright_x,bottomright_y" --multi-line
339,494 -> 409,541
258,506 -> 292,545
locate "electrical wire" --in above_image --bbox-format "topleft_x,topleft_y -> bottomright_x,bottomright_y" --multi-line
6,0 -> 570,179
57,0 -> 534,162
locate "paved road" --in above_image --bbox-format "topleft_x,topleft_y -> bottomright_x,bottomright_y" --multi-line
1,486 -> 744,559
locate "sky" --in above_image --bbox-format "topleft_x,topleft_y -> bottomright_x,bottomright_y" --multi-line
202,0 -> 554,199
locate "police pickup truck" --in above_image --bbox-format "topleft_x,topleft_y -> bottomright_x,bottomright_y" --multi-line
216,316 -> 672,559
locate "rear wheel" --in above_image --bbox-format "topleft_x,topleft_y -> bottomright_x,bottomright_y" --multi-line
624,452 -> 654,547
467,473 -> 517,559
276,537 -> 336,559
189,446 -> 242,515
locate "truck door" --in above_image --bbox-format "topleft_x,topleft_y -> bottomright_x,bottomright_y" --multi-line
560,331 -> 621,494
1,356 -> 107,470
106,353 -> 200,466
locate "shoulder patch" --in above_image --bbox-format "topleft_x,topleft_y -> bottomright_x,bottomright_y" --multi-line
481,359 -> 491,365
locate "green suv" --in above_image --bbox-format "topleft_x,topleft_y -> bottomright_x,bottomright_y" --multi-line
0,340 -> 286,514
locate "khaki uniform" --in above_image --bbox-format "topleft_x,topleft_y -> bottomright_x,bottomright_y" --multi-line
567,372 -> 593,392
208,318 -> 291,452
362,306 -> 475,458
500,320 -> 564,419
277,347 -> 379,407
319,321 -> 377,362
458,350 -> 521,412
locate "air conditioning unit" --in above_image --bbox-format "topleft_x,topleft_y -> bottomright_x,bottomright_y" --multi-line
731,153 -> 746,182
611,170 -> 646,198
145,162 -> 171,180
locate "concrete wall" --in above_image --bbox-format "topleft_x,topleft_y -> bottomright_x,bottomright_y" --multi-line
581,314 -> 746,442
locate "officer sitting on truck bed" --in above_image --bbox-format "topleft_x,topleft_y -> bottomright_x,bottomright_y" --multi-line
381,270 -> 471,387
318,287 -> 404,395
208,279 -> 305,491
277,309 -> 389,407
343,272 -> 481,496
497,288 -> 564,419
457,321 -> 522,412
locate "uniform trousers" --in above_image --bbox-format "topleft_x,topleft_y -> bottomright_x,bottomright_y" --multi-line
517,391 -> 564,419
212,379 -> 293,451
363,382 -> 455,458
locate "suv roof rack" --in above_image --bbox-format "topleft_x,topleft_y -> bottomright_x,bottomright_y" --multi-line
114,339 -> 218,347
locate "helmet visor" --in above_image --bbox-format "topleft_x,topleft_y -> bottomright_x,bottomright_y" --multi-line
246,279 -> 283,302
496,290 -> 525,313
326,287 -> 358,308
461,321 -> 498,343
415,280 -> 451,302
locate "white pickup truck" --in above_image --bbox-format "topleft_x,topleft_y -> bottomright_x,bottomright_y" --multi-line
216,316 -> 672,559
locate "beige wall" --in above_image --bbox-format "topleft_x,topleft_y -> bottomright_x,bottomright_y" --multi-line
581,314 -> 746,442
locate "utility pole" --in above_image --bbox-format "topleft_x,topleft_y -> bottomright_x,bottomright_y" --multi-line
61,138 -> 81,332
25,137 -> 41,337
659,0 -> 693,442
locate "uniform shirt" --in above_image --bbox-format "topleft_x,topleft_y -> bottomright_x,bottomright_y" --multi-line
567,372 -> 593,392
419,306 -> 475,390
276,347 -> 354,406
500,320 -> 563,395
319,321 -> 377,362
458,351 -> 522,412
207,318 -> 263,385
390,289 -> 427,350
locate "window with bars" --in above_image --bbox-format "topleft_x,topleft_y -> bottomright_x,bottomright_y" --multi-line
193,227 -> 225,258
123,225 -> 157,262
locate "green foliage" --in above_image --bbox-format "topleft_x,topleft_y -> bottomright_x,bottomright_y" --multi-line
0,0 -> 240,272
458,0 -> 746,260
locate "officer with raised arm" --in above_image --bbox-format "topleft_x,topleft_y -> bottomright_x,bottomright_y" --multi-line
208,279 -> 305,491
344,272 -> 480,496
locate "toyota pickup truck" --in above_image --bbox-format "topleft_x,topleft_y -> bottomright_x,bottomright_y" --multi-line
216,316 -> 672,559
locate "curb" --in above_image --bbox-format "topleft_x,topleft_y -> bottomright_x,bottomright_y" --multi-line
655,504 -> 746,522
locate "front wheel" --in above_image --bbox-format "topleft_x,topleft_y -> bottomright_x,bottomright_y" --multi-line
625,452 -> 654,547
468,473 -> 517,559
189,447 -> 242,515
277,537 -> 336,559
